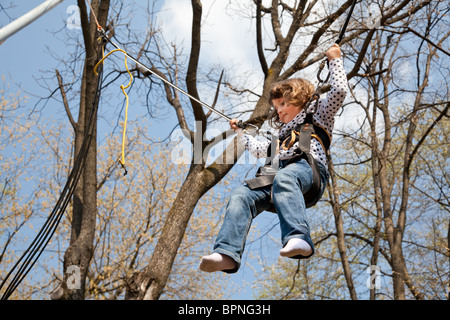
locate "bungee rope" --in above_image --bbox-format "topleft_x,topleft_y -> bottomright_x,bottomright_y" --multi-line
100,29 -> 260,131
316,0 -> 358,85
94,48 -> 133,176
308,0 -> 358,119
335,0 -> 358,46
91,26 -> 262,170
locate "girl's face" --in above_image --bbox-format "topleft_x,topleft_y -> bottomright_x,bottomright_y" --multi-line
272,97 -> 300,124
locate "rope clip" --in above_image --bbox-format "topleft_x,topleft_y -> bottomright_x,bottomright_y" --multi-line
317,59 -> 330,84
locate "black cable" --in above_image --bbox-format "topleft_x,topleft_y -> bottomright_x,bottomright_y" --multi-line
335,0 -> 358,45
317,0 -> 358,83
0,48 -> 104,300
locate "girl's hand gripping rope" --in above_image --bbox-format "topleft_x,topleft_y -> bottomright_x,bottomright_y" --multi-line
229,119 -> 257,134
230,119 -> 271,140
229,118 -> 244,131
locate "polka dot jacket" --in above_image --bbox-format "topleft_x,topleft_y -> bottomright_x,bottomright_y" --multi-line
238,57 -> 348,167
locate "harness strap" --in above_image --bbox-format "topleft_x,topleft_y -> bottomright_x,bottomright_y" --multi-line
244,114 -> 329,210
245,166 -> 277,189
281,118 -> 323,208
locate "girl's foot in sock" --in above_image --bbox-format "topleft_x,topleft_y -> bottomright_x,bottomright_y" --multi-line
199,253 -> 236,273
280,238 -> 313,258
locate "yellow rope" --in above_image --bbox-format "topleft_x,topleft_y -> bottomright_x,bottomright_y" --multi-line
94,48 -> 133,175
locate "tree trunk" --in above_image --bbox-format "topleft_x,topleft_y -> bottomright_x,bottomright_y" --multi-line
327,154 -> 357,300
56,0 -> 110,300
125,159 -> 237,299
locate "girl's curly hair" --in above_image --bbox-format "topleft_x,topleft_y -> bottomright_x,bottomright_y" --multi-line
268,78 -> 315,129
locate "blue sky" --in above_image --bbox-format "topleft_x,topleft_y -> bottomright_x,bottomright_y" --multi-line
1,1 -> 77,120
1,2 -> 68,83
0,0 -> 284,300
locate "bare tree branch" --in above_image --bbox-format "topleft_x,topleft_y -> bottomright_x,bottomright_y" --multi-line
55,69 -> 77,130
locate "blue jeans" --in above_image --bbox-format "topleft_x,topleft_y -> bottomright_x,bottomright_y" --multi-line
213,158 -> 329,273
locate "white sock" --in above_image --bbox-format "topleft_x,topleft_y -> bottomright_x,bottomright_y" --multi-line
280,238 -> 313,258
199,253 -> 236,273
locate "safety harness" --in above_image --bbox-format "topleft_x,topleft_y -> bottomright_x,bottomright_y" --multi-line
242,0 -> 357,210
245,0 -> 357,211
244,103 -> 331,211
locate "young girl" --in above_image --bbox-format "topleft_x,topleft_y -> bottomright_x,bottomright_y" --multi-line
199,44 -> 348,273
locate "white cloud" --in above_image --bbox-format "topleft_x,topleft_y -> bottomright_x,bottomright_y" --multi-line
158,0 -> 258,73
156,0 -> 263,128
157,1 -> 193,44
